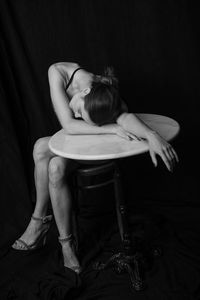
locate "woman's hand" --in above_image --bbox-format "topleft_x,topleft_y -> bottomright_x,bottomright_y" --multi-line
114,125 -> 142,141
146,131 -> 179,172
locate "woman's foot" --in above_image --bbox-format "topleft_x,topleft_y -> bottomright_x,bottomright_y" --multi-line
59,235 -> 81,274
12,215 -> 52,250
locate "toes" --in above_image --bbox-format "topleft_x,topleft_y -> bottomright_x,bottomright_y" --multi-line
12,239 -> 28,250
12,240 -> 23,250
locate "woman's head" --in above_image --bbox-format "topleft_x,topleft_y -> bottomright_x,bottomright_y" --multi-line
70,67 -> 123,125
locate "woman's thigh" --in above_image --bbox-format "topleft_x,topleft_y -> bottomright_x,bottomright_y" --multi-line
34,136 -> 79,179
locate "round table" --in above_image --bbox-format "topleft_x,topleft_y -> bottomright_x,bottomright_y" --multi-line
48,114 -> 180,161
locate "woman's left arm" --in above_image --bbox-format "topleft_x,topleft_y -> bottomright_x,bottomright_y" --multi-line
117,112 -> 179,172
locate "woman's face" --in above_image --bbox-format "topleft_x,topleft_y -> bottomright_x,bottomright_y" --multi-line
69,90 -> 94,124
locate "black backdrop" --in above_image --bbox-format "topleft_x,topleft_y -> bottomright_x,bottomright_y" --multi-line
0,1 -> 200,299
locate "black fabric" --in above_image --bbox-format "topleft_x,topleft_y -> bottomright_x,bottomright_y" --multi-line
0,1 -> 200,299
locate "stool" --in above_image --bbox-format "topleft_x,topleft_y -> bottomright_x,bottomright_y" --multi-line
72,160 -> 149,291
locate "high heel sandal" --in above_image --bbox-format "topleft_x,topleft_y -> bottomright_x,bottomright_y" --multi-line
12,214 -> 53,250
58,234 -> 82,274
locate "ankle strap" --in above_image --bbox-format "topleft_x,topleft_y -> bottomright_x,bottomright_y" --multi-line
58,234 -> 73,244
31,214 -> 53,224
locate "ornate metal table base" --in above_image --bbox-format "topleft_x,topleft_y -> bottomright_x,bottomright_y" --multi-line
94,251 -> 144,291
93,244 -> 162,291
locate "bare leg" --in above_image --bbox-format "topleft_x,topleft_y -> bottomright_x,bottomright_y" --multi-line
48,156 -> 80,271
13,138 -> 80,270
33,137 -> 55,217
12,137 -> 55,249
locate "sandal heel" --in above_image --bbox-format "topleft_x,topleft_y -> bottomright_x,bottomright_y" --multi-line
12,214 -> 53,251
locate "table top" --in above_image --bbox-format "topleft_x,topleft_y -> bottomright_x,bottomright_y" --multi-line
48,114 -> 180,161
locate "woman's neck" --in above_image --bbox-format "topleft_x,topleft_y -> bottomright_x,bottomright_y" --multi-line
67,70 -> 94,98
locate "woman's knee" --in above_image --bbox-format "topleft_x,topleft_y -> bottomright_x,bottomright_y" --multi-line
33,137 -> 52,163
48,156 -> 67,187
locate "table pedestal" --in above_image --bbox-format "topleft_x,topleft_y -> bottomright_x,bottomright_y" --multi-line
92,162 -> 144,290
74,161 -> 162,291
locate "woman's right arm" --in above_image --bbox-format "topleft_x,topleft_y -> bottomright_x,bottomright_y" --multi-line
48,63 -> 74,130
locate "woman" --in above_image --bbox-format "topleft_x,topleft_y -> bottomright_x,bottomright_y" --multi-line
12,62 -> 179,274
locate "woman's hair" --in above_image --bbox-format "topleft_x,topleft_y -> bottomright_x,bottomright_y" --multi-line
84,67 -> 123,126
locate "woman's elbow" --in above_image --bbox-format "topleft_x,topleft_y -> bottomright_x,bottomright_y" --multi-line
62,125 -> 72,135
48,64 -> 56,77
116,112 -> 129,126
62,123 -> 75,135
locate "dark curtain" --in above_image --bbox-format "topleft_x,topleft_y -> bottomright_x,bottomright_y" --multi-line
0,1 -> 199,299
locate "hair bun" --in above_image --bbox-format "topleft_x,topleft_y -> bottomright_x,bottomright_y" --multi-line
96,66 -> 118,88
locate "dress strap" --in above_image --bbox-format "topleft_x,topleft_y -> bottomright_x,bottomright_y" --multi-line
65,67 -> 83,91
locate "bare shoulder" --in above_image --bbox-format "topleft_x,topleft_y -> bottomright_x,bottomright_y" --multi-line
55,62 -> 80,71
49,62 -> 80,79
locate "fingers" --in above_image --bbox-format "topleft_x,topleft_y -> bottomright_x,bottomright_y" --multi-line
161,145 -> 179,172
159,151 -> 172,171
149,145 -> 179,172
171,148 -> 179,163
119,131 -> 141,141
164,147 -> 174,171
149,149 -> 157,167
127,133 -> 142,141
148,134 -> 179,172
117,131 -> 131,141
167,148 -> 176,170
117,130 -> 142,141
120,134 -> 130,141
